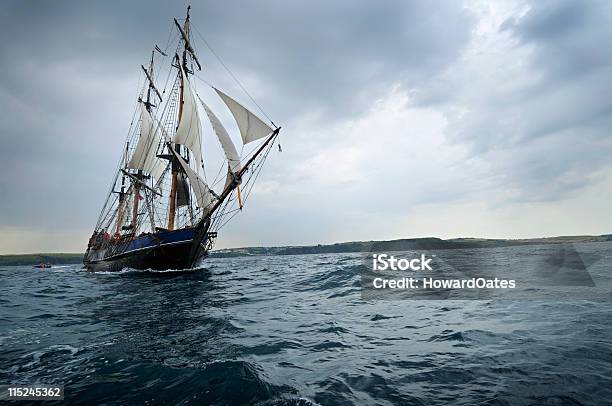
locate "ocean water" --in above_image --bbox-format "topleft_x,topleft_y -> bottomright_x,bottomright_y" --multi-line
1,243 -> 612,405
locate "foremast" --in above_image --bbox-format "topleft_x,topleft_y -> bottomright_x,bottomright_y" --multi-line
123,47 -> 163,237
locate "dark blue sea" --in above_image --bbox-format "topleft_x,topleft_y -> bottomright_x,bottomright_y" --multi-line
2,243 -> 612,405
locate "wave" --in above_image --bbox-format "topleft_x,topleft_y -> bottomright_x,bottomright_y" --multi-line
3,245 -> 612,404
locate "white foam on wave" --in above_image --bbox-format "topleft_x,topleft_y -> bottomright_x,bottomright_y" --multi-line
48,265 -> 78,273
94,266 -> 206,275
93,268 -> 137,275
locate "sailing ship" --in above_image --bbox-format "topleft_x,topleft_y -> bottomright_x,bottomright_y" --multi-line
84,7 -> 281,272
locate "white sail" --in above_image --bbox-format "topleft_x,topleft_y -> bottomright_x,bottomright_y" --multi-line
147,159 -> 165,188
171,146 -> 216,212
127,104 -> 165,182
214,87 -> 274,144
174,63 -> 203,170
200,98 -> 241,174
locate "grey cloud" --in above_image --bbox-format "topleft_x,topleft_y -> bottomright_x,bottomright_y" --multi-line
0,1 -> 472,237
2,0 -> 609,252
197,0 -> 473,121
423,0 -> 612,203
503,0 -> 588,42
502,0 -> 612,199
1,1 -> 472,120
504,0 -> 612,82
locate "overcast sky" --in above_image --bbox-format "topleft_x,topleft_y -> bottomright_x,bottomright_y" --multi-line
1,0 -> 611,254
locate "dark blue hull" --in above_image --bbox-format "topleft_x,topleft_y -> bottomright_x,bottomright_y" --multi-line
84,225 -> 210,272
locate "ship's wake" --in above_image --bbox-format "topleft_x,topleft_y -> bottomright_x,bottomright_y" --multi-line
94,266 -> 208,276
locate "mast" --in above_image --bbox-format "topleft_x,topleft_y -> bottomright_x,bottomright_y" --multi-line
115,189 -> 126,235
168,5 -> 193,231
131,50 -> 157,234
114,142 -> 130,236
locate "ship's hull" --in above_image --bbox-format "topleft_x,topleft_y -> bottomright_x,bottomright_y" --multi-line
84,224 -> 210,272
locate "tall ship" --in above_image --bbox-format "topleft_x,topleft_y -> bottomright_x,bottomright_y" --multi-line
84,7 -> 280,272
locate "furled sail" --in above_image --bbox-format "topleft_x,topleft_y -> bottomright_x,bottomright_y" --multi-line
200,98 -> 241,177
174,63 -> 203,170
127,104 -> 165,182
214,87 -> 274,144
170,146 -> 216,212
175,172 -> 190,207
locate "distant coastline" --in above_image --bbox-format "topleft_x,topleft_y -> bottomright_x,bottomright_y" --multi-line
0,253 -> 84,266
210,234 -> 612,258
4,234 -> 610,265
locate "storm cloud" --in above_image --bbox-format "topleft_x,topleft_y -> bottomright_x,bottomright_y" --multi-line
0,0 -> 610,253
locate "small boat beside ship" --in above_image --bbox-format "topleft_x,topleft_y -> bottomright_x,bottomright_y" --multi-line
84,6 -> 281,272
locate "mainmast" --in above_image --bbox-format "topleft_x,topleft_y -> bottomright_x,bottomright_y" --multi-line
168,6 -> 195,231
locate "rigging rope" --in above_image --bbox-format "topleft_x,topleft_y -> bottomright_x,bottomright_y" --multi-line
210,133 -> 277,233
191,24 -> 276,127
93,70 -> 146,231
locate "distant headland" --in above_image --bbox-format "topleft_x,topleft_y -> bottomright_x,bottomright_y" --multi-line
0,253 -> 84,266
1,234 -> 610,266
209,234 -> 612,258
